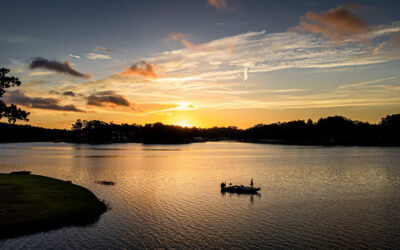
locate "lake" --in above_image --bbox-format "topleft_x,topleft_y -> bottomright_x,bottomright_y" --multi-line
1,142 -> 400,249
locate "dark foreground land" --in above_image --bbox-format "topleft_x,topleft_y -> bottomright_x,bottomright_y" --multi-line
0,172 -> 107,240
0,114 -> 399,146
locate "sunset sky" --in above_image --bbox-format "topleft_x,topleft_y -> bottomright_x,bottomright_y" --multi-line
1,0 -> 400,129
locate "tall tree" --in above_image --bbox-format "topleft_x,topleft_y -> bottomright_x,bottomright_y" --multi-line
0,68 -> 29,123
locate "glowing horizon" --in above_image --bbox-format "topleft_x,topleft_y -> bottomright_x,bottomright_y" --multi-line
1,1 -> 400,129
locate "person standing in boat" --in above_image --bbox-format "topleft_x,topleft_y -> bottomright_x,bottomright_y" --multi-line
250,178 -> 253,187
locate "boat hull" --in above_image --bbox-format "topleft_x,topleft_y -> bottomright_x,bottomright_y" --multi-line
221,186 -> 260,194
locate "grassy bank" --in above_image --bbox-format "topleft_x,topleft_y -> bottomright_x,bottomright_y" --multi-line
0,172 -> 107,240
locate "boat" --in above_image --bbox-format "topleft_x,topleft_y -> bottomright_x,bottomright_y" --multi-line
220,180 -> 261,194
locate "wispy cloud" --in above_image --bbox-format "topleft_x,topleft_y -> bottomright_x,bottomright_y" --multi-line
136,103 -> 180,113
118,61 -> 158,78
69,54 -> 80,59
86,53 -> 111,60
94,46 -> 114,53
292,5 -> 369,42
5,90 -> 84,112
148,21 -> 400,85
8,59 -> 25,73
339,76 -> 400,89
167,33 -> 196,49
243,67 -> 248,81
29,57 -> 92,78
367,22 -> 400,39
0,34 -> 41,43
30,71 -> 55,77
40,16 -> 400,117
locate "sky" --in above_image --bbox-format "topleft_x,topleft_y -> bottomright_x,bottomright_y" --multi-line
1,0 -> 400,129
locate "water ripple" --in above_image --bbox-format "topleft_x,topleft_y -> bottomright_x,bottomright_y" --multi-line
1,142 -> 400,248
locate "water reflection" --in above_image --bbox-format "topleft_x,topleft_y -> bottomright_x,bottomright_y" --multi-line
0,142 -> 399,248
73,155 -> 168,158
221,192 -> 261,203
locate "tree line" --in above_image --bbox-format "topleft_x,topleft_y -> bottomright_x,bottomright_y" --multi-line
1,114 -> 399,146
1,67 -> 399,146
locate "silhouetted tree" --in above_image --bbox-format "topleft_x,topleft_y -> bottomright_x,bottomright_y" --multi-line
381,114 -> 400,127
0,122 -> 71,142
72,119 -> 83,130
3,114 -> 400,145
0,68 -> 29,123
380,114 -> 400,145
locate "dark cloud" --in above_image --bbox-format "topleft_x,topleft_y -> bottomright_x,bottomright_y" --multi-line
87,91 -> 131,108
5,90 -> 84,112
29,57 -> 92,78
96,91 -> 115,95
62,91 -> 76,97
118,61 -> 158,78
292,5 -> 369,41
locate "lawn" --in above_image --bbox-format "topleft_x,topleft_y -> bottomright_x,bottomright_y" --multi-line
0,172 -> 107,239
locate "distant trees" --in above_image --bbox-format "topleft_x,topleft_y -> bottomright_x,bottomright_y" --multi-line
68,115 -> 400,145
0,68 -> 29,123
71,119 -> 83,131
71,120 -> 113,143
380,114 -> 400,145
381,114 -> 400,127
1,114 -> 399,145
70,119 -> 242,144
243,115 -> 399,146
0,123 -> 70,142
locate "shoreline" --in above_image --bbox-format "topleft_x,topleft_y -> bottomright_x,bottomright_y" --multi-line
1,114 -> 399,146
0,139 -> 398,147
0,172 -> 107,240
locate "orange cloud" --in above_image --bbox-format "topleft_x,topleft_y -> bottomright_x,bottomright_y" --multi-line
227,44 -> 235,54
168,33 -> 196,49
208,0 -> 228,11
293,5 -> 369,41
167,33 -> 213,52
119,61 -> 158,78
137,103 -> 180,113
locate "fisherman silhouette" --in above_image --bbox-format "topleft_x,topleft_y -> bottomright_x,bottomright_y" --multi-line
250,178 -> 253,187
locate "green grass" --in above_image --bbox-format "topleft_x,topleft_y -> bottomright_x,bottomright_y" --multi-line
0,172 -> 107,239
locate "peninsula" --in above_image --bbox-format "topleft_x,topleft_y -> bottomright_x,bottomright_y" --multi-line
0,172 -> 107,239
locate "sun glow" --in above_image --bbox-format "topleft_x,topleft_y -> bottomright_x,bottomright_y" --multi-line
167,114 -> 200,128
174,120 -> 193,127
175,102 -> 194,111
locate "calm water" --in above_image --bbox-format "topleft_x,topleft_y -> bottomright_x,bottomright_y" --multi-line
0,142 -> 400,249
